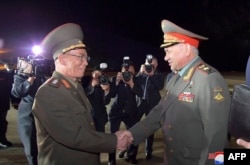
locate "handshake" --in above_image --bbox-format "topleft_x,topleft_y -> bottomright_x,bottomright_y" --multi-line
115,130 -> 134,151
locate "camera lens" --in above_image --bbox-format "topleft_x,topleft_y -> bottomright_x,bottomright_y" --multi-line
145,64 -> 153,73
122,71 -> 131,82
100,75 -> 109,85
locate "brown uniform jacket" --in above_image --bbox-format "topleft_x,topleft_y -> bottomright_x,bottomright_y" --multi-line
130,57 -> 231,165
32,71 -> 116,165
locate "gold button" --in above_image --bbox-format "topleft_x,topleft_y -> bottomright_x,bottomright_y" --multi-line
168,137 -> 173,141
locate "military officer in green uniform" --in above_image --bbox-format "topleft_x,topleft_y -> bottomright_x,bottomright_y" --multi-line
32,23 -> 128,165
118,19 -> 231,165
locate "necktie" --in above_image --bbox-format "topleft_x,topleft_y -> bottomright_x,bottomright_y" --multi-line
142,76 -> 149,100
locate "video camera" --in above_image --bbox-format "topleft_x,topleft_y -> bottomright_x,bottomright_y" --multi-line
122,56 -> 132,82
99,63 -> 109,85
145,54 -> 154,73
16,55 -> 53,77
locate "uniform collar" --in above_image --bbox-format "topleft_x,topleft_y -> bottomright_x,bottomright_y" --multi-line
179,56 -> 200,77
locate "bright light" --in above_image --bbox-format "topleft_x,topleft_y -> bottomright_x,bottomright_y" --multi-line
32,45 -> 42,55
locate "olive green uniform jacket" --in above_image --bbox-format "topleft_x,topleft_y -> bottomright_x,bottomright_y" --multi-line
32,71 -> 116,165
130,57 -> 231,165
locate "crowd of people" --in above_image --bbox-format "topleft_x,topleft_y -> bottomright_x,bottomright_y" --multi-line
0,18 -> 249,165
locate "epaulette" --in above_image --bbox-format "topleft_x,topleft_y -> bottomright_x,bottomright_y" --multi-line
196,64 -> 215,75
47,77 -> 72,89
47,77 -> 61,88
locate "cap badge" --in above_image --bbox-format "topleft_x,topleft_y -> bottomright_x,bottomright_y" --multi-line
62,43 -> 86,53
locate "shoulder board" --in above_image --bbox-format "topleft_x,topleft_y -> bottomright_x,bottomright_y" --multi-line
47,77 -> 61,88
196,64 -> 215,74
47,78 -> 72,89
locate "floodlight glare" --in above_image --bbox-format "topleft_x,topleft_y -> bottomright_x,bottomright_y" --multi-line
32,45 -> 42,55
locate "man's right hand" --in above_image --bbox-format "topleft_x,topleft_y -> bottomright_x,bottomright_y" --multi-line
27,76 -> 36,85
115,130 -> 134,151
139,64 -> 146,74
116,72 -> 122,85
91,78 -> 100,87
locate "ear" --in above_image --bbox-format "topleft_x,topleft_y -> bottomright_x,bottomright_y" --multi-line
58,54 -> 67,66
184,43 -> 191,56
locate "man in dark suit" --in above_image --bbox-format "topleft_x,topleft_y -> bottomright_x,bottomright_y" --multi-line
136,56 -> 165,160
108,61 -> 142,165
32,23 -> 128,165
118,19 -> 231,165
0,64 -> 14,149
83,68 -> 113,132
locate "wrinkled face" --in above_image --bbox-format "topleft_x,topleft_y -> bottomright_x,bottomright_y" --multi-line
61,48 -> 89,79
163,43 -> 187,71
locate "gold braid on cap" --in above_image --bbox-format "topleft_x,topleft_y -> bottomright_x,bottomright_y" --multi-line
62,43 -> 86,53
163,34 -> 185,43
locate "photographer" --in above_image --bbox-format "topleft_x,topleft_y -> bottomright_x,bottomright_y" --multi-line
0,63 -> 20,149
136,55 -> 165,160
82,65 -> 113,133
108,58 -> 142,165
11,58 -> 49,165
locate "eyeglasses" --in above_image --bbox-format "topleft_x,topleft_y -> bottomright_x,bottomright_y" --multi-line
64,53 -> 90,62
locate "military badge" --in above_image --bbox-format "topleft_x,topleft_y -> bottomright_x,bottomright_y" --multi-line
178,92 -> 195,102
213,88 -> 225,102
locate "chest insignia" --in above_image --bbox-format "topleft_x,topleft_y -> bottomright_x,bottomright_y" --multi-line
178,92 -> 195,102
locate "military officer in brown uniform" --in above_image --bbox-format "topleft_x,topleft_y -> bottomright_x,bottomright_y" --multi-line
119,19 -> 231,165
32,23 -> 128,165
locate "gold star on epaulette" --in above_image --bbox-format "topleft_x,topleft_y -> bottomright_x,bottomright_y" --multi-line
198,64 -> 211,74
199,64 -> 210,70
203,66 -> 209,71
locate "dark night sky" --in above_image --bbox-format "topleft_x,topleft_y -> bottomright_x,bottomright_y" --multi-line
1,0 -> 250,72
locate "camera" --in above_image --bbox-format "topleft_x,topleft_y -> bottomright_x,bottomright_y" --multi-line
99,63 -> 109,85
16,55 -> 53,77
122,56 -> 132,82
145,54 -> 154,73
